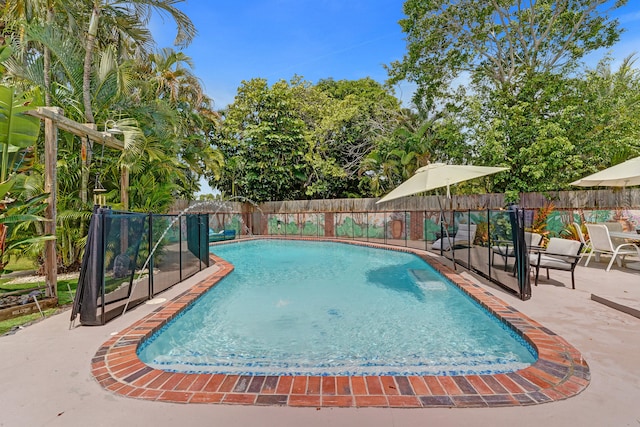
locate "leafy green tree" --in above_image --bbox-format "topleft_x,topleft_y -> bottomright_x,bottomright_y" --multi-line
566,55 -> 640,178
359,105 -> 472,197
130,47 -> 223,198
1,2 -> 217,270
471,72 -> 583,192
216,77 -> 403,201
358,149 -> 403,197
389,0 -> 624,111
0,0 -> 78,105
216,78 -> 309,202
314,78 -> 401,197
389,0 -> 627,194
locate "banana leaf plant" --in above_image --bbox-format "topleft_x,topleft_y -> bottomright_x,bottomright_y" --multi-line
0,74 -> 53,274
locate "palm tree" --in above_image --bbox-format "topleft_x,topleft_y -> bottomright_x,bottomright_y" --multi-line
132,47 -> 223,195
359,150 -> 403,197
81,0 -> 196,124
145,47 -> 196,103
1,0 -> 77,105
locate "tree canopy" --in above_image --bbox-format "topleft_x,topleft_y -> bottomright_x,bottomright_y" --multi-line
214,77 -> 402,202
387,0 -> 638,196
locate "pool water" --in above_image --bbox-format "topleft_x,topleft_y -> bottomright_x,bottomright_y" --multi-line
138,240 -> 536,376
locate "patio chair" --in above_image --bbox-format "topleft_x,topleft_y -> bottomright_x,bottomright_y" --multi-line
602,222 -> 629,248
529,237 -> 583,289
432,223 -> 477,251
573,222 -> 591,263
491,231 -> 543,271
209,229 -> 236,242
584,223 -> 639,271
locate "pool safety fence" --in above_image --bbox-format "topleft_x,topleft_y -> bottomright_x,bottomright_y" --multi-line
185,199 -> 640,299
71,207 -> 210,326
209,207 -> 537,300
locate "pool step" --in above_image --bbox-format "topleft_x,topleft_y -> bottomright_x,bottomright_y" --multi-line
408,269 -> 448,291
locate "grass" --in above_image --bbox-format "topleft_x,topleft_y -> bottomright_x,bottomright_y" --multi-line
3,256 -> 37,273
0,279 -> 78,335
0,309 -> 59,335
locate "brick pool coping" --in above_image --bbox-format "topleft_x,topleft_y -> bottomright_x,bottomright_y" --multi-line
91,237 -> 590,408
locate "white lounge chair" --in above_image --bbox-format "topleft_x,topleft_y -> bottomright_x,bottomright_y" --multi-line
584,223 -> 638,271
432,223 -> 477,251
572,222 -> 591,264
529,237 -> 583,289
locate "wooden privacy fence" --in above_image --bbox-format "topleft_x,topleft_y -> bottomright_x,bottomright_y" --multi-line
175,189 -> 640,214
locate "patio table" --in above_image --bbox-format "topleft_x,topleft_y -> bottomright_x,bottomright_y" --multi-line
609,231 -> 640,241
609,231 -> 640,271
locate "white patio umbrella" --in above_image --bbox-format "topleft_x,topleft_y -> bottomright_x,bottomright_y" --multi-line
570,156 -> 640,187
376,163 -> 509,204
570,156 -> 640,270
376,163 -> 508,251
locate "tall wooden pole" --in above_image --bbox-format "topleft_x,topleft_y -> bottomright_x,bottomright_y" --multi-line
120,166 -> 129,253
121,166 -> 129,211
80,124 -> 96,204
43,107 -> 62,299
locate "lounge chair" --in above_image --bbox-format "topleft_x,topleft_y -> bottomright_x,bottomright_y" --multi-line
491,231 -> 543,271
209,229 -> 236,242
432,223 -> 477,251
584,223 -> 638,271
529,237 -> 583,289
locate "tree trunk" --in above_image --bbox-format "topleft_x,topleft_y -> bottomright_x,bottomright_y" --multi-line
82,3 -> 101,124
43,7 -> 55,107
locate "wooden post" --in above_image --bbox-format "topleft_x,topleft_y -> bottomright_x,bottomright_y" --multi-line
120,166 -> 129,253
80,124 -> 97,204
410,210 -> 424,240
325,212 -> 335,237
43,107 -> 62,299
80,135 -> 89,204
121,166 -> 129,211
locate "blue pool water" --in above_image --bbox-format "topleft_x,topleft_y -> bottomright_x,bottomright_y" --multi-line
138,240 -> 536,376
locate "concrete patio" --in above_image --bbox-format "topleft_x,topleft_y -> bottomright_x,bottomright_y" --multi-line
0,251 -> 639,427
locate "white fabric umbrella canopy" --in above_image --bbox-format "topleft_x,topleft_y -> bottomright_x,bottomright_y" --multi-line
570,156 -> 640,187
376,163 -> 509,204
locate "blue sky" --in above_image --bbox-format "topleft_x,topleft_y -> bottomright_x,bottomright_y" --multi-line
151,0 -> 640,111
151,1 -> 411,108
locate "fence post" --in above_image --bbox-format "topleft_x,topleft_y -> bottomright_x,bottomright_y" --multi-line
487,208 -> 491,279
179,216 -> 183,282
148,213 -> 154,297
468,209 -> 471,268
99,208 -> 108,325
325,212 -> 334,237
424,211 -> 428,251
404,211 -> 408,247
384,212 -> 387,244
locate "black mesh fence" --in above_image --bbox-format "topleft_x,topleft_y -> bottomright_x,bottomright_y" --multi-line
71,208 -> 210,326
71,204 -> 537,327
247,207 -> 535,300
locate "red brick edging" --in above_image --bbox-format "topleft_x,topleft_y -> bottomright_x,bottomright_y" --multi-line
91,238 -> 589,407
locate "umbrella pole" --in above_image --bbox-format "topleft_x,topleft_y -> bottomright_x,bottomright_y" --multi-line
437,193 -> 455,269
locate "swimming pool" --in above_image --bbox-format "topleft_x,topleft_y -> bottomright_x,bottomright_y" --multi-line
93,238 -> 590,407
138,240 -> 536,376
